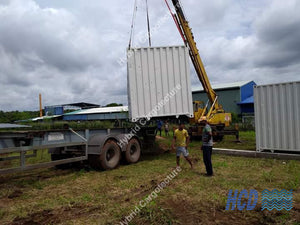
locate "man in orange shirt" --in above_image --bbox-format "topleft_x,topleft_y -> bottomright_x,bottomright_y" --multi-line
172,122 -> 193,169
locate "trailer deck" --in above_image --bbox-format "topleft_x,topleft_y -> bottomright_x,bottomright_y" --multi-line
0,126 -> 156,174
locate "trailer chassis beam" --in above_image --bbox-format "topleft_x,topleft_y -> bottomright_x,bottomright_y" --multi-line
0,129 -> 89,175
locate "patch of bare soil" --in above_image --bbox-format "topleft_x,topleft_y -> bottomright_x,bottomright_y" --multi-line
155,136 -> 174,154
7,190 -> 23,199
114,178 -> 160,203
11,209 -> 59,225
143,138 -> 171,155
291,202 -> 300,223
160,144 -> 172,153
0,169 -> 74,187
163,197 -> 239,225
155,136 -> 166,141
10,204 -> 103,225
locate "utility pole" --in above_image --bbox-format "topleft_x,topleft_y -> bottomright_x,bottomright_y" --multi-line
39,93 -> 43,117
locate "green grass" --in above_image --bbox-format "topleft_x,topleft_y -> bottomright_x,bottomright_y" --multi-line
214,131 -> 256,150
0,149 -> 51,170
158,130 -> 256,151
0,139 -> 299,224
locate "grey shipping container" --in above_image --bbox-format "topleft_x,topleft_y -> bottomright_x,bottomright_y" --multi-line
254,81 -> 300,152
127,46 -> 193,122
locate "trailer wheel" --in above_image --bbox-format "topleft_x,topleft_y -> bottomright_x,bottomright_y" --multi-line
89,140 -> 121,170
125,138 -> 141,163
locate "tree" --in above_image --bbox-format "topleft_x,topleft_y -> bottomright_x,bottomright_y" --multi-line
0,111 -> 40,123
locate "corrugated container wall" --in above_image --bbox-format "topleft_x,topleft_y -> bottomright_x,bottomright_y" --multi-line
127,46 -> 193,122
254,81 -> 300,152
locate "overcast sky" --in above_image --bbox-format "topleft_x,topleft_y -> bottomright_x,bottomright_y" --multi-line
0,0 -> 299,111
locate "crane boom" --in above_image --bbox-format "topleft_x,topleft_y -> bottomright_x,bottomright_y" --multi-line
170,0 -> 222,112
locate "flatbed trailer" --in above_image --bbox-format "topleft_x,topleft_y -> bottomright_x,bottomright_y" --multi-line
0,126 -> 156,175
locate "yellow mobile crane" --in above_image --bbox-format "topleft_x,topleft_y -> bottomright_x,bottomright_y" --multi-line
167,0 -> 236,140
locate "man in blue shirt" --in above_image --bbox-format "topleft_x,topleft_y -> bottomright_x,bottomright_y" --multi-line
200,116 -> 213,176
156,120 -> 163,136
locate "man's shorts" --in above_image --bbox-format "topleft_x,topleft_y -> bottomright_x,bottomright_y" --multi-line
176,146 -> 189,157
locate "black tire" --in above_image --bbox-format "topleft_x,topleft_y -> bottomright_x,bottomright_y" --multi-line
89,140 -> 121,170
125,138 -> 141,164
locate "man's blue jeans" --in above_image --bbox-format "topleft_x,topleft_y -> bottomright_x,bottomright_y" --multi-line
202,146 -> 213,175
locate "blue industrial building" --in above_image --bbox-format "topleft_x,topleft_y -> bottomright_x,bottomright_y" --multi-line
45,102 -> 100,116
43,81 -> 255,123
23,104 -> 126,122
45,106 -> 64,116
192,81 -> 256,115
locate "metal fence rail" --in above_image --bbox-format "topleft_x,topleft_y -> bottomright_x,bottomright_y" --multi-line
0,128 -> 89,174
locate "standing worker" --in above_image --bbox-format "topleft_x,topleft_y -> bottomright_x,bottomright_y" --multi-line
200,116 -> 213,176
156,120 -> 163,136
164,120 -> 169,136
172,122 -> 193,169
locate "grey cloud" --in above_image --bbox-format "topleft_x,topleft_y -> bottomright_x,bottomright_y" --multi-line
1,0 -> 300,111
191,0 -> 300,85
0,1 -> 101,73
251,0 -> 300,68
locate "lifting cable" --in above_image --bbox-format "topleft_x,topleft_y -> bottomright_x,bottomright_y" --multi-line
164,0 -> 185,42
145,0 -> 151,47
128,0 -> 138,49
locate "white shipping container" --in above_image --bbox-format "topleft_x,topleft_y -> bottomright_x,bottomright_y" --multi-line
127,46 -> 194,122
254,81 -> 300,152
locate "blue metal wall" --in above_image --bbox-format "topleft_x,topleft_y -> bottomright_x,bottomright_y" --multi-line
63,114 -> 88,121
192,81 -> 256,114
192,88 -> 241,114
240,81 -> 256,113
87,113 -> 128,120
45,106 -> 64,116
240,81 -> 256,101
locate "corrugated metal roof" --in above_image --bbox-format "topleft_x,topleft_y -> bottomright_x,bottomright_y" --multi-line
65,106 -> 128,115
30,115 -> 62,121
15,115 -> 62,122
45,102 -> 100,109
192,80 -> 253,92
0,123 -> 31,129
